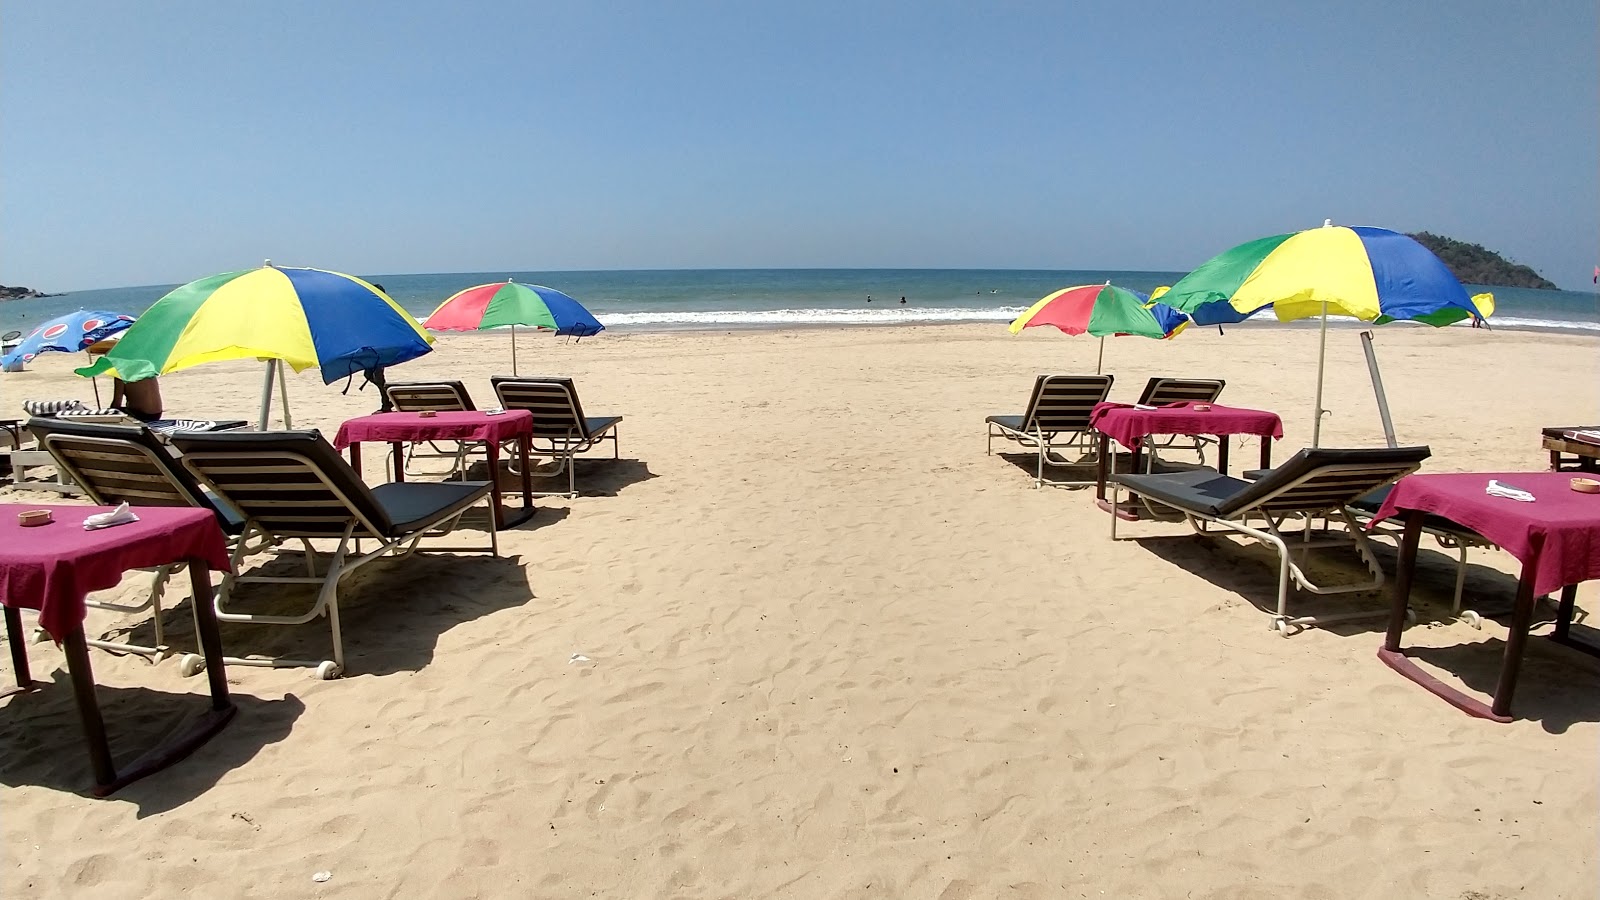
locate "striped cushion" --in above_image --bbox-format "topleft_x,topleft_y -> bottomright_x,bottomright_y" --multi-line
23,399 -> 90,416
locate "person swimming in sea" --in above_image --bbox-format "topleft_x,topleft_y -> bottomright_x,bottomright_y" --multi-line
899,296 -> 906,304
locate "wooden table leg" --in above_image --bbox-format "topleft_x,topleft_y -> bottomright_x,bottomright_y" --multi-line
1217,437 -> 1230,476
1383,510 -> 1424,651
519,434 -> 533,512
189,560 -> 231,712
1259,437 -> 1272,470
60,626 -> 117,789
348,443 -> 362,479
4,606 -> 31,690
485,440 -> 506,530
391,442 -> 405,483
1095,432 -> 1109,502
1490,563 -> 1541,718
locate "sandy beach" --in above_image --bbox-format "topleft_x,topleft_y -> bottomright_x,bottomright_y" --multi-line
2,323 -> 1598,899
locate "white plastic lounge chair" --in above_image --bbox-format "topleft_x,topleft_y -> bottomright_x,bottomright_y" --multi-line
490,376 -> 621,498
985,374 -> 1114,487
171,429 -> 499,679
382,380 -> 500,478
1111,445 -> 1430,635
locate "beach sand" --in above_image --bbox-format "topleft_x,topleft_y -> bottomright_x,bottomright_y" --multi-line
2,324 -> 1598,898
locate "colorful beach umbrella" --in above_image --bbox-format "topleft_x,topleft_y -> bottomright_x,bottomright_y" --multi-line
1,309 -> 137,370
1159,222 -> 1494,445
424,281 -> 603,375
78,263 -> 434,428
1009,283 -> 1188,373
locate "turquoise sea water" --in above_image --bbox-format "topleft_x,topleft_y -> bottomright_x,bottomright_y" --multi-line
2,269 -> 1596,336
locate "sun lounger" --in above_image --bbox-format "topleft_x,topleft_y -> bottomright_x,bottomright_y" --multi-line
383,380 -> 494,477
1111,445 -> 1430,635
170,429 -> 499,679
985,374 -> 1114,487
28,417 -> 254,665
490,376 -> 622,498
1133,377 -> 1228,465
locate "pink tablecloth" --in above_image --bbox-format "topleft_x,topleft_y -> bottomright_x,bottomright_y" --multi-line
0,504 -> 232,641
1370,472 -> 1600,598
332,410 -> 533,450
1089,401 -> 1284,451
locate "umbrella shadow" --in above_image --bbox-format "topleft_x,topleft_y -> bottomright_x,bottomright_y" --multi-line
0,679 -> 304,814
97,552 -> 536,679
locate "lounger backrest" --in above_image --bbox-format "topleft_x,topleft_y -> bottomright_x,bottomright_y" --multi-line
1024,374 -> 1114,433
491,376 -> 589,439
386,380 -> 476,412
1138,377 -> 1225,406
170,430 -> 393,537
1216,446 -> 1431,518
29,417 -> 210,509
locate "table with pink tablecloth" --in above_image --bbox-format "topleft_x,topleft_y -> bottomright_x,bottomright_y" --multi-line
0,504 -> 235,794
1372,472 -> 1600,721
1091,402 -> 1284,508
334,410 -> 535,529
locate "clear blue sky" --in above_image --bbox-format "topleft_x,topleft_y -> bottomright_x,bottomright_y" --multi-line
3,1 -> 1596,291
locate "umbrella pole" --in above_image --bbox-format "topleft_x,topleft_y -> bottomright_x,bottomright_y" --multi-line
258,359 -> 278,429
511,324 -> 518,376
1312,298 -> 1329,448
1360,330 -> 1398,448
1096,336 -> 1104,375
278,359 -> 293,428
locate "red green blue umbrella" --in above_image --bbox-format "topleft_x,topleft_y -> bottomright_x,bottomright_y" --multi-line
1009,283 -> 1188,373
1158,222 -> 1494,445
78,263 -> 434,427
423,281 -> 604,375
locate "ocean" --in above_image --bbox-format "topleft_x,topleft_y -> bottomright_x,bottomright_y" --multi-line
2,269 -> 1596,336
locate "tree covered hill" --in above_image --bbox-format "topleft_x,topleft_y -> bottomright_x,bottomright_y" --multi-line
1406,232 -> 1557,290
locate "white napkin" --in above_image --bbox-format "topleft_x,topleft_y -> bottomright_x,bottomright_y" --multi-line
1133,403 -> 1158,411
83,502 -> 141,530
1486,479 -> 1535,502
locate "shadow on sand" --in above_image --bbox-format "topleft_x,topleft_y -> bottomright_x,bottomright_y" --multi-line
0,677 -> 305,815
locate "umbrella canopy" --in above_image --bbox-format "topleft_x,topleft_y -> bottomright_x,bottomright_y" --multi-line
1159,222 -> 1493,446
424,281 -> 603,375
1009,283 -> 1186,339
1010,283 -> 1188,374
1,310 -> 136,369
1161,224 -> 1489,327
79,265 -> 433,385
425,281 -> 603,337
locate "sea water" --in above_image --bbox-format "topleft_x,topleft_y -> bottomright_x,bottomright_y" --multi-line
2,269 -> 1596,336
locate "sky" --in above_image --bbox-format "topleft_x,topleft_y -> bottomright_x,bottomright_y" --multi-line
2,1 -> 1596,292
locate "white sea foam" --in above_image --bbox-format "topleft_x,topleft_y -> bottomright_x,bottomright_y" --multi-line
599,306 -> 1032,328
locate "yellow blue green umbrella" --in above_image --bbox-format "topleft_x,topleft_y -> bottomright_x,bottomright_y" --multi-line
78,263 -> 433,427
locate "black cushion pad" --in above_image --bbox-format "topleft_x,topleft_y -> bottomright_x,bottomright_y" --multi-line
1114,470 -> 1252,518
372,480 -> 493,534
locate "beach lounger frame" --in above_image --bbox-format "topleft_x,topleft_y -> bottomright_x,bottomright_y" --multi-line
1346,485 -> 1494,629
1135,377 -> 1226,465
29,418 -> 270,668
1110,446 -> 1430,635
985,374 -> 1114,488
382,380 -> 503,478
172,430 -> 499,679
490,376 -> 622,498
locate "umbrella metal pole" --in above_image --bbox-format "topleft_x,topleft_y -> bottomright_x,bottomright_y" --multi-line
511,324 -> 518,376
257,359 -> 277,430
277,359 -> 293,429
1312,298 -> 1329,448
1096,336 -> 1104,375
1360,330 -> 1397,448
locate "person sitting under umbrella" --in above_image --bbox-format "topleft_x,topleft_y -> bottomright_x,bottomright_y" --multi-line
110,375 -> 163,421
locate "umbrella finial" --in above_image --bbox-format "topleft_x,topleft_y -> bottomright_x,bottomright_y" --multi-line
264,259 -> 274,268
1322,219 -> 1333,228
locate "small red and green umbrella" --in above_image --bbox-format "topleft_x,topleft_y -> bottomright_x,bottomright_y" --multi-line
1009,283 -> 1188,373
423,280 -> 604,374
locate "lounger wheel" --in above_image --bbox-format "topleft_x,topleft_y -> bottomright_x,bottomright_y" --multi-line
315,660 -> 343,680
1404,606 -> 1418,626
1271,618 -> 1293,638
177,653 -> 206,677
1460,610 -> 1483,629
